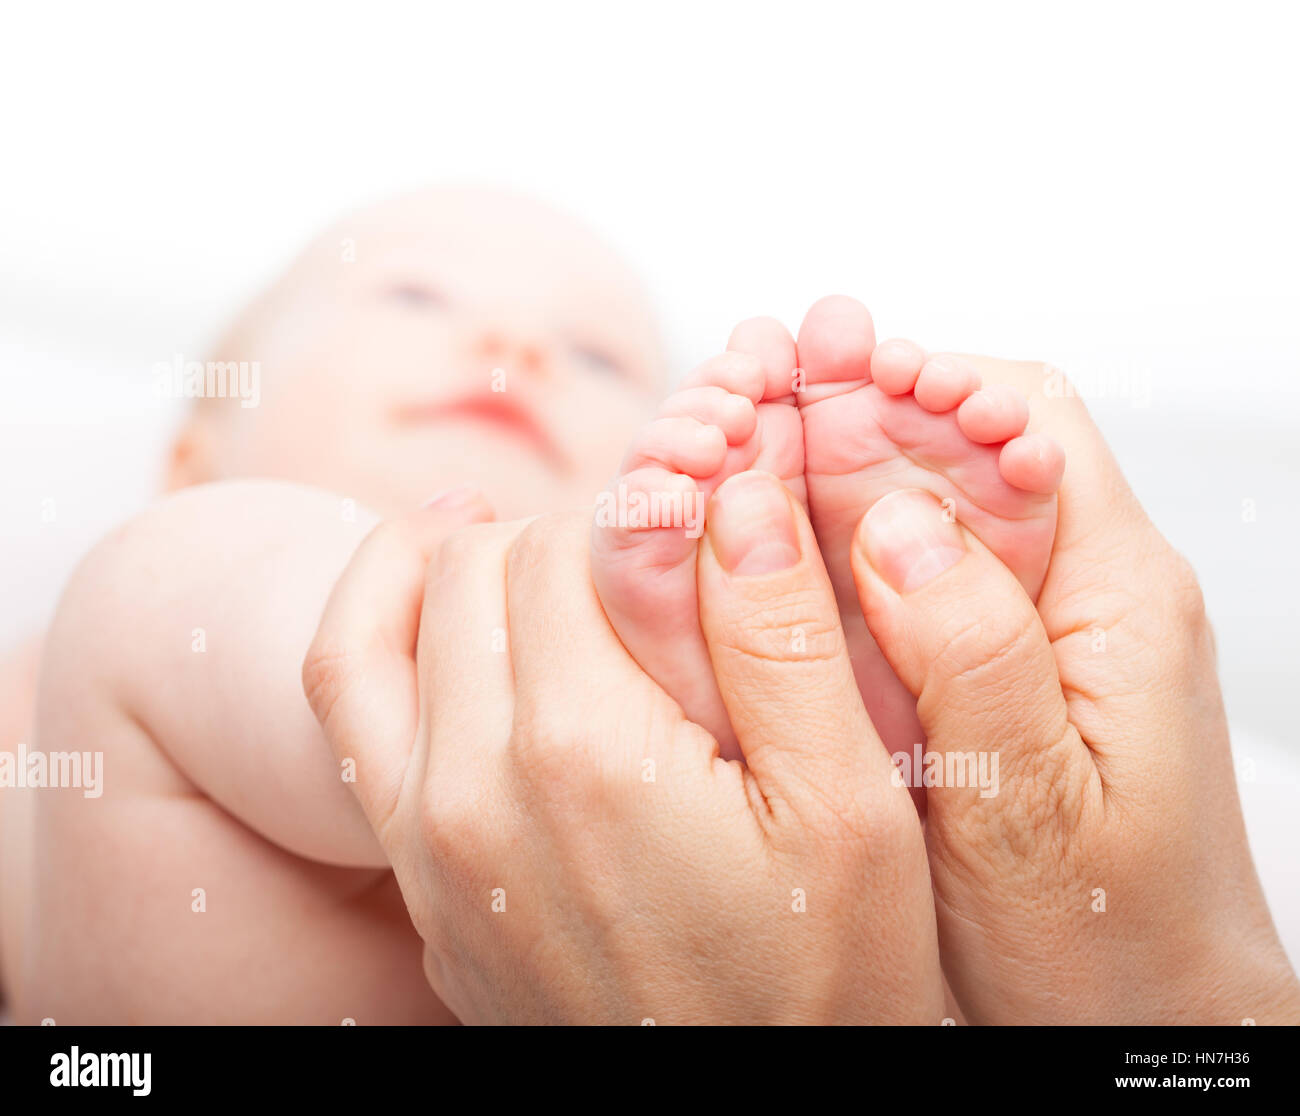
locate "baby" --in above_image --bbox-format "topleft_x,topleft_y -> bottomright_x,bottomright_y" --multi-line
2,188 -> 1063,1022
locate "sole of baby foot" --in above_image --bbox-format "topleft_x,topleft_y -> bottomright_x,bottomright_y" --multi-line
792,295 -> 1066,764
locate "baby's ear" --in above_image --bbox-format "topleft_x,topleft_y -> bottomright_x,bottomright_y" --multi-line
163,412 -> 222,491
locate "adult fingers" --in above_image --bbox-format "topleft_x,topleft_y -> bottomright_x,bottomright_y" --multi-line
696,471 -> 904,826
504,510 -> 675,780
419,520 -> 525,782
849,489 -> 1089,821
302,489 -> 493,840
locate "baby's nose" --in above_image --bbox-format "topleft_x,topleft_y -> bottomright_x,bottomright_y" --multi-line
472,329 -> 551,380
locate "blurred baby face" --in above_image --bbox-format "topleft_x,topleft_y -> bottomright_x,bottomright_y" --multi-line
196,189 -> 666,518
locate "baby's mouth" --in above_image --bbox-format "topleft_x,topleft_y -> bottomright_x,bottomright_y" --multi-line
391,393 -> 569,472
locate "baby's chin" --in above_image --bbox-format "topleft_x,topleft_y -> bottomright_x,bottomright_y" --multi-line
400,423 -> 615,520
209,397 -> 628,521
380,458 -> 602,523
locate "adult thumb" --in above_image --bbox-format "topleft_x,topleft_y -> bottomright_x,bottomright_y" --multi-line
696,471 -> 902,820
849,489 -> 1083,811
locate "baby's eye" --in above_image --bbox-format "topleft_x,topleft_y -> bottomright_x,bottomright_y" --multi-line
571,343 -> 625,378
384,282 -> 448,310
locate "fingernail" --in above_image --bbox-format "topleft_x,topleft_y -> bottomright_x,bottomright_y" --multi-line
708,471 -> 800,575
858,489 -> 964,593
424,486 -> 478,509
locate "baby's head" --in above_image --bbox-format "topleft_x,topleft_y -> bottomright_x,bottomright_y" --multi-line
171,187 -> 667,518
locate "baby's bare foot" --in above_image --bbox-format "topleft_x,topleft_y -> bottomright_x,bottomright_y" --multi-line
591,319 -> 803,758
796,295 -> 1065,757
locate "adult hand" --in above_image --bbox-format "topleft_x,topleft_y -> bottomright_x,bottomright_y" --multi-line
844,340 -> 1300,1024
304,473 -> 944,1024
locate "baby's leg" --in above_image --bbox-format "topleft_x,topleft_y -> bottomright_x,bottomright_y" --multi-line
22,481 -> 485,1023
591,320 -> 803,758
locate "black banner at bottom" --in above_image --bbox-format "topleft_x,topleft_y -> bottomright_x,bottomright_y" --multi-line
0,1024 -> 1289,1103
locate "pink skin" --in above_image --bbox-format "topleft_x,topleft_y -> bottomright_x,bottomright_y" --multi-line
167,187 -> 667,521
591,321 -> 803,759
5,188 -> 675,1014
795,295 -> 1064,761
200,194 -> 1061,783
593,294 -> 1065,771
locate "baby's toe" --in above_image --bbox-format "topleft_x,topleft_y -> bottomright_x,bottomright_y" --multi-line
795,294 -> 876,389
956,384 -> 1031,444
999,433 -> 1066,495
870,338 -> 927,396
681,350 -> 766,403
657,386 -> 757,446
728,316 -> 799,401
913,355 -> 981,413
622,416 -> 728,478
590,466 -> 736,757
594,467 -> 701,542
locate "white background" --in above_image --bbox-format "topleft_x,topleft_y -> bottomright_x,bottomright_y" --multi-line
1,2 -> 1297,956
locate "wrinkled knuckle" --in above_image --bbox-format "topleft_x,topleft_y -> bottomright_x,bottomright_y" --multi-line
509,705 -> 590,792
999,728 -> 1088,853
850,791 -> 920,868
774,763 -> 913,859
929,607 -> 1040,700
419,782 -> 489,873
509,700 -> 637,817
1005,775 -> 1073,863
1009,763 -> 1063,844
712,587 -> 843,669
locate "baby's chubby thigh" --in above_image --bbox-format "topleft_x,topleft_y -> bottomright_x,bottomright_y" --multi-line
23,711 -> 452,1024
19,479 -> 470,1024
